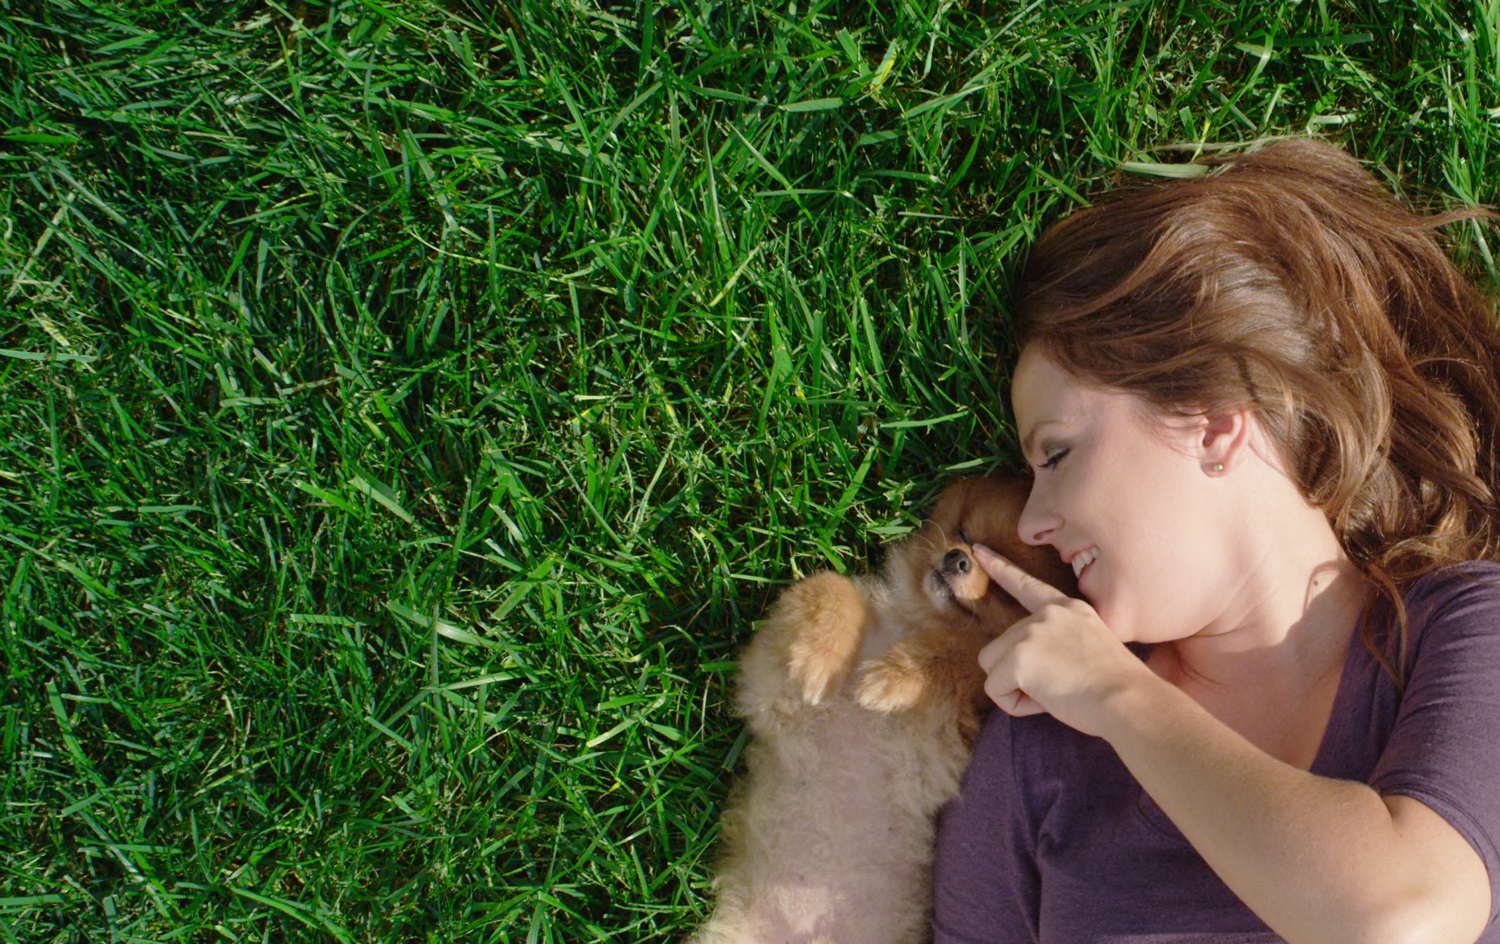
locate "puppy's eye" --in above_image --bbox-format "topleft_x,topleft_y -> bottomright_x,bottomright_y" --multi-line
956,527 -> 971,545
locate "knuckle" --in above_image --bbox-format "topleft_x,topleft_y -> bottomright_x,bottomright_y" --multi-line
1036,601 -> 1069,621
984,677 -> 1010,704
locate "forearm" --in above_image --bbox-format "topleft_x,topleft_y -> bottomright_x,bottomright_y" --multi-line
1101,676 -> 1483,944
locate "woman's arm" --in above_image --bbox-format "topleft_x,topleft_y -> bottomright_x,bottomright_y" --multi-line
1103,673 -> 1489,944
973,547 -> 1492,944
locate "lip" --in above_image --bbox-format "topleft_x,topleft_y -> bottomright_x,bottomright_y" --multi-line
929,569 -> 980,618
928,567 -> 958,604
1067,546 -> 1099,580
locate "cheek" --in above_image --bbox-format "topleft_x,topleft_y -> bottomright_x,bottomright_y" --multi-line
1121,539 -> 1228,640
977,593 -> 1030,630
1091,510 -> 1213,640
1077,436 -> 1221,633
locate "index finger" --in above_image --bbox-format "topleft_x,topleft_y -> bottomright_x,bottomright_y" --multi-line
972,544 -> 1070,613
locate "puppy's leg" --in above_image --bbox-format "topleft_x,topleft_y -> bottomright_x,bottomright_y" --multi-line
737,572 -> 867,716
854,628 -> 988,717
783,573 -> 867,703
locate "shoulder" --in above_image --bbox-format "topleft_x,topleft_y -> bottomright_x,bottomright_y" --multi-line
966,707 -> 1124,810
1401,561 -> 1500,660
942,709 -> 1117,878
1406,559 -> 1500,606
1372,562 -> 1500,921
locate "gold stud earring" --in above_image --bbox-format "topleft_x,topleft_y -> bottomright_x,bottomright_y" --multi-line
1210,462 -> 1224,474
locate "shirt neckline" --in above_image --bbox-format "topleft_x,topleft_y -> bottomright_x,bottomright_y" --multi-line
1134,621 -> 1368,841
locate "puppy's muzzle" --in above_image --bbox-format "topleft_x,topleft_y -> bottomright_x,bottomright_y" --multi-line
939,547 -> 990,602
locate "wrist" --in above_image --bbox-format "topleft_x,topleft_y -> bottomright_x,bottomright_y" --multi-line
1094,659 -> 1176,746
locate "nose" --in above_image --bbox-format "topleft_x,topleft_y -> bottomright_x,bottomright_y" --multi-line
1017,480 -> 1060,547
942,549 -> 971,576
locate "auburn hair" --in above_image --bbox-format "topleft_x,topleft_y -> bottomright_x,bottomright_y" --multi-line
1014,138 -> 1500,678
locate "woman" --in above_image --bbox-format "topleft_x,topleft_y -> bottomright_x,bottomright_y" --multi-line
933,139 -> 1500,943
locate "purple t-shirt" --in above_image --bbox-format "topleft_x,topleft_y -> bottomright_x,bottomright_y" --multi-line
932,561 -> 1500,943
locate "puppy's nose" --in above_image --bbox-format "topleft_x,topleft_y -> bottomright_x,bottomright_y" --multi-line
942,549 -> 972,576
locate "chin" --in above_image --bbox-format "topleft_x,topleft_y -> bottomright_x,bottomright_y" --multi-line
1084,597 -> 1132,642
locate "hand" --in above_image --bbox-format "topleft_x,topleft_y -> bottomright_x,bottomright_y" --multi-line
973,545 -> 1154,738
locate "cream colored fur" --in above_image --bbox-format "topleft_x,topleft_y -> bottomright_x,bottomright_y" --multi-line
691,477 -> 1076,944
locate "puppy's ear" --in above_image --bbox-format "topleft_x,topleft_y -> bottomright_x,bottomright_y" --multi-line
969,476 -> 1078,596
942,476 -> 1027,545
927,477 -> 982,535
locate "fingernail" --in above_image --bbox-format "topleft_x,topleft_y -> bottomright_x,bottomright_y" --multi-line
973,543 -> 997,561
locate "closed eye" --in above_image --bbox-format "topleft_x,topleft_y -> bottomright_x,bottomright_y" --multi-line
1038,448 -> 1070,471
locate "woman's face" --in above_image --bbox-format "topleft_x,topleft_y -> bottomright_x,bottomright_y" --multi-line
1010,345 -> 1234,644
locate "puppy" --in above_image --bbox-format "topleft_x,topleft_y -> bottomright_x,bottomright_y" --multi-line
691,477 -> 1076,944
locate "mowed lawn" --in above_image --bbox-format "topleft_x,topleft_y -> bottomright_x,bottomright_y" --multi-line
2,1 -> 1496,941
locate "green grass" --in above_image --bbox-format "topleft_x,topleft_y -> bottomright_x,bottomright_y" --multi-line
1,0 -> 1497,940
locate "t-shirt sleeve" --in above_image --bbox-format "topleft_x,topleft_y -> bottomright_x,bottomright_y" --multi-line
1370,562 -> 1500,922
931,710 -> 1040,944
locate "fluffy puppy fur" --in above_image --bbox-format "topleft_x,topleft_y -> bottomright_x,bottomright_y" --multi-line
691,477 -> 1077,944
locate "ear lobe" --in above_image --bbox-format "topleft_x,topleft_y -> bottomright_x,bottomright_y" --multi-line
1199,408 -> 1251,473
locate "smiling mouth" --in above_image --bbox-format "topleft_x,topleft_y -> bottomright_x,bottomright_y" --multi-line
1071,548 -> 1099,579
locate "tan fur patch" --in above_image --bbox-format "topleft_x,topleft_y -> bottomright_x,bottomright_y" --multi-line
781,572 -> 866,704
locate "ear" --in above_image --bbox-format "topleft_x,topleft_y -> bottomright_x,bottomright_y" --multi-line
929,478 -> 973,522
1196,407 -> 1253,476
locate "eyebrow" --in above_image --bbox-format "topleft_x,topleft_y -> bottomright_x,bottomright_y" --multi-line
1020,420 -> 1062,459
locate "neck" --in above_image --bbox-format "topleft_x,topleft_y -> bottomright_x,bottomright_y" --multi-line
1157,498 -> 1371,698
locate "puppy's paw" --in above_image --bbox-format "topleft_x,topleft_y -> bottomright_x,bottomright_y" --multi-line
854,646 -> 928,713
778,572 -> 866,705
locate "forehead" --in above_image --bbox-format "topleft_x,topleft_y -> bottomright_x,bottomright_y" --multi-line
1011,347 -> 1095,436
1010,347 -> 1154,453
